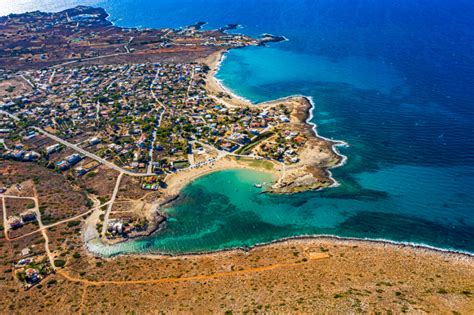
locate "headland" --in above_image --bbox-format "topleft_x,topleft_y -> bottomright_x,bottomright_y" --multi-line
1,4 -> 345,246
0,6 -> 472,313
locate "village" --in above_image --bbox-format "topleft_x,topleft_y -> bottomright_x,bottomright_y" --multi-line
0,61 -> 308,178
0,5 -> 328,292
0,58 -> 314,289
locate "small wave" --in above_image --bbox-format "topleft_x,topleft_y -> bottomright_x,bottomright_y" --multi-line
86,233 -> 474,259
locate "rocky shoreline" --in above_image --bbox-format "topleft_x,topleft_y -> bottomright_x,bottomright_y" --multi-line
91,231 -> 474,262
200,51 -> 345,194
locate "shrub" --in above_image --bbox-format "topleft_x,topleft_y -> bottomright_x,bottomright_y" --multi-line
47,279 -> 57,286
67,220 -> 81,228
54,259 -> 66,268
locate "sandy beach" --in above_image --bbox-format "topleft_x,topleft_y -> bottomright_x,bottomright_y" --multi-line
161,155 -> 280,201
201,51 -> 253,108
76,37 -> 474,314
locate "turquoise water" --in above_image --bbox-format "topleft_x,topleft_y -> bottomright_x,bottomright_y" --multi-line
4,1 -> 474,255
89,165 -> 474,256
217,47 -> 403,99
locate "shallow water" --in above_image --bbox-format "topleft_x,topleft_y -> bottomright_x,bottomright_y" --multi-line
4,0 -> 474,255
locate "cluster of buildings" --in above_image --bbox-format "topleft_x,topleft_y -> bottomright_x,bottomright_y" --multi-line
1,64 -> 160,172
158,65 -> 298,159
55,153 -> 82,170
13,249 -> 52,290
2,58 -> 306,188
257,129 -> 307,163
7,209 -> 37,230
106,216 -> 149,240
2,148 -> 40,162
141,176 -> 162,191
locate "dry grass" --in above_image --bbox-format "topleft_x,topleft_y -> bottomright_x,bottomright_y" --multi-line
2,222 -> 473,314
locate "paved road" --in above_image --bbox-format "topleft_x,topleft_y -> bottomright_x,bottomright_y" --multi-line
48,69 -> 56,84
51,52 -> 129,69
0,109 -> 20,121
2,108 -> 281,180
95,100 -> 100,120
187,151 -> 195,166
20,74 -> 35,89
32,127 -> 154,176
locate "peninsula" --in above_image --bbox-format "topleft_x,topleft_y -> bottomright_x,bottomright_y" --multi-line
0,5 -> 342,245
0,6 -> 472,314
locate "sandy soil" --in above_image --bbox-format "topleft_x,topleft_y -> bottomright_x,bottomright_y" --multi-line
201,51 -> 254,108
3,226 -> 473,314
61,238 -> 474,314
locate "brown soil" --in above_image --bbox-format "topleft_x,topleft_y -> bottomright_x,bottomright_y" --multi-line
1,223 -> 473,314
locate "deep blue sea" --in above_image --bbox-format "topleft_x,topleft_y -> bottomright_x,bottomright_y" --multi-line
3,0 -> 473,255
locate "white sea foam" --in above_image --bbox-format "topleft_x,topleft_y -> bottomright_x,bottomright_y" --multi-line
86,233 -> 474,258
213,52 -> 254,104
213,53 -> 348,187
79,23 -> 468,258
306,96 -> 349,187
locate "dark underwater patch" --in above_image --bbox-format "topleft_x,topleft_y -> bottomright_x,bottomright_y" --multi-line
337,211 -> 474,252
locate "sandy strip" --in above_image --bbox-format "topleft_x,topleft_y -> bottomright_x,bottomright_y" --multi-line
162,156 -> 280,200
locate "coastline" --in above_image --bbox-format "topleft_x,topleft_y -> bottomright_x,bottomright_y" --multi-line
204,50 -> 254,107
306,96 -> 349,188
84,46 -> 474,259
203,50 -> 348,186
159,156 -> 280,202
87,232 -> 474,261
78,16 -> 348,255
3,6 -> 474,314
70,13 -> 467,259
85,47 -> 470,259
198,50 -> 346,193
79,233 -> 474,314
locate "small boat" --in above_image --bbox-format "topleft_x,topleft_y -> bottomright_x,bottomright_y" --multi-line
254,183 -> 263,188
